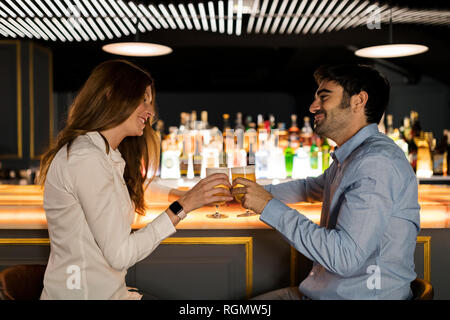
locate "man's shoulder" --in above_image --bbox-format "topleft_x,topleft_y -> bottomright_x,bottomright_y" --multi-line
356,133 -> 407,163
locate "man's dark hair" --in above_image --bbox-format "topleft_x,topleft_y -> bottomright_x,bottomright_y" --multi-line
313,64 -> 390,124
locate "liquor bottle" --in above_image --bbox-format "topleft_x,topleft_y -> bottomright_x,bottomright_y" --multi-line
415,132 -> 433,178
255,129 -> 269,179
223,113 -> 231,132
264,114 -> 271,132
301,116 -> 313,147
392,129 -> 409,160
257,114 -> 265,133
224,128 -> 235,168
235,127 -> 247,167
268,129 -> 286,179
289,114 -> 300,150
321,137 -> 331,172
277,122 -> 289,150
284,138 -> 295,177
445,130 -> 449,176
386,114 -> 394,138
410,111 -> 422,138
193,131 -> 203,176
201,128 -> 220,178
378,113 -> 386,134
201,110 -> 209,129
245,115 -> 253,131
235,112 -> 245,131
245,128 -> 257,165
309,137 -> 319,172
179,133 -> 189,176
402,117 -> 412,142
190,110 -> 197,131
187,153 -> 194,179
155,119 -> 165,142
179,112 -> 188,131
269,114 -> 276,130
433,130 -> 448,176
160,133 -> 181,179
292,143 -> 310,179
402,117 -> 417,171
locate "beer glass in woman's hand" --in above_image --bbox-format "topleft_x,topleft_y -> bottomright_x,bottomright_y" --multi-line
205,167 -> 231,219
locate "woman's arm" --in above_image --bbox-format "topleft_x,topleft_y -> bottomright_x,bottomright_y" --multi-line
68,151 -> 233,271
168,188 -> 187,202
68,149 -> 176,271
144,181 -> 187,203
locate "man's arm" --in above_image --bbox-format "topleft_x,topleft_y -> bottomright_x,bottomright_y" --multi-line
264,171 -> 328,203
255,157 -> 398,276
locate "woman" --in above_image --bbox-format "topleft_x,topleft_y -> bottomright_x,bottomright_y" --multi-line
37,60 -> 233,299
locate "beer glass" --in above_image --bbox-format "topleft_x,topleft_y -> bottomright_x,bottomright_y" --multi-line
206,167 -> 230,219
231,166 -> 257,217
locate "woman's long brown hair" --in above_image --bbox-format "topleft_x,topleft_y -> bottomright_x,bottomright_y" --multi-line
37,59 -> 160,216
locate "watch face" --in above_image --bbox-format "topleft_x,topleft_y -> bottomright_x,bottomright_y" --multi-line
170,201 -> 183,215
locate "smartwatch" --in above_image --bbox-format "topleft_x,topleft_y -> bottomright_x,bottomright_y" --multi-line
168,201 -> 187,220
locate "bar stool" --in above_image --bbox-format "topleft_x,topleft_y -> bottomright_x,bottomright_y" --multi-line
411,278 -> 433,300
0,264 -> 46,300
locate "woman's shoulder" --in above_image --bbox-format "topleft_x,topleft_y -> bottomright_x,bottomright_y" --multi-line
52,133 -> 106,167
69,133 -> 106,158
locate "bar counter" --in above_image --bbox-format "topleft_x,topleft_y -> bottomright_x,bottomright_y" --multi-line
1,180 -> 449,299
0,180 -> 449,229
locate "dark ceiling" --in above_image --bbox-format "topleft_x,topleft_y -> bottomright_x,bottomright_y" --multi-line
25,0 -> 449,93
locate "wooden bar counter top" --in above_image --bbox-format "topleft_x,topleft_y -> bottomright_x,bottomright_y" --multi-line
0,181 -> 449,230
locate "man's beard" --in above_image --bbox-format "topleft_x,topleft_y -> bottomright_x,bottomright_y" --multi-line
313,96 -> 350,136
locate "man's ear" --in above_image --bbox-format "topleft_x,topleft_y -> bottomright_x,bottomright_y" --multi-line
351,91 -> 368,113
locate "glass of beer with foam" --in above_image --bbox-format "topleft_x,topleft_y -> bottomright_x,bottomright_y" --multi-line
231,165 -> 257,217
206,167 -> 230,219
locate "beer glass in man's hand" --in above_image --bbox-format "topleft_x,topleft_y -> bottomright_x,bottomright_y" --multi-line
231,166 -> 257,217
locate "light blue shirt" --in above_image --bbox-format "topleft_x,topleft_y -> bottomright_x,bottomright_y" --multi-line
261,123 -> 420,300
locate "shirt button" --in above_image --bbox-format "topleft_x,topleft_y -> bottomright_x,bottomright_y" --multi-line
310,272 -> 314,276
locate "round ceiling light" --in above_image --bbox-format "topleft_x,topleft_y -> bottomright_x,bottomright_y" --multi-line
354,44 -> 429,58
102,42 -> 173,57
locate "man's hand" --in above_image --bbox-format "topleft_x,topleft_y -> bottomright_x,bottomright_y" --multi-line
231,178 -> 273,214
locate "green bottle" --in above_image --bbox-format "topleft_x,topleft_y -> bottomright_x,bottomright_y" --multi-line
321,137 -> 330,172
310,138 -> 319,170
284,139 -> 295,177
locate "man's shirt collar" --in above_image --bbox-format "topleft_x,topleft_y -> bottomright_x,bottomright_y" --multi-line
331,123 -> 379,165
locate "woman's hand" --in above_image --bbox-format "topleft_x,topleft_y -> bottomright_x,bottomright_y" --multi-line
168,188 -> 187,202
177,173 -> 234,213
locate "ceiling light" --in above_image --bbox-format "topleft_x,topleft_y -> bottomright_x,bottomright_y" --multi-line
354,9 -> 429,59
101,2 -> 173,57
102,42 -> 172,57
355,44 -> 429,58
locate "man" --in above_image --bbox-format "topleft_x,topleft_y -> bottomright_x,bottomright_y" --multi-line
232,64 -> 420,300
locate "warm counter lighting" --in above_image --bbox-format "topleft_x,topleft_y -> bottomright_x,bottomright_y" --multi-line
0,184 -> 449,229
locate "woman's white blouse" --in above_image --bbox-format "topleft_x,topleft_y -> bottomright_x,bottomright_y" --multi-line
40,131 -> 176,300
